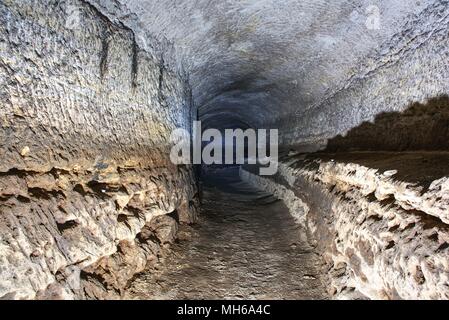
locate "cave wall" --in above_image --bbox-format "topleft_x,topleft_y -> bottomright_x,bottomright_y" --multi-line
0,0 -> 198,299
241,156 -> 449,300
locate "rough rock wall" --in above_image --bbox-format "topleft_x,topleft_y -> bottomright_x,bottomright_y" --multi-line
281,0 -> 449,151
325,96 -> 449,152
241,155 -> 449,300
0,0 -> 198,300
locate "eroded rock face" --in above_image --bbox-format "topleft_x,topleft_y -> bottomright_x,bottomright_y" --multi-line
241,154 -> 449,300
0,0 -> 198,300
76,215 -> 179,300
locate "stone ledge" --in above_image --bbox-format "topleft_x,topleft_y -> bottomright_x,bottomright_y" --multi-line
241,153 -> 449,300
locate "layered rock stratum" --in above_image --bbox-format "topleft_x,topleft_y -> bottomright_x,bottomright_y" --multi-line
241,153 -> 449,299
0,0 -> 199,299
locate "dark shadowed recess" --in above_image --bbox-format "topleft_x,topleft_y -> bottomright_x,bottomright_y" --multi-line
293,96 -> 449,190
325,96 -> 449,152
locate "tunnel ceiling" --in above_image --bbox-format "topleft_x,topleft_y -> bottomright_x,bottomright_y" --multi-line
90,0 -> 444,140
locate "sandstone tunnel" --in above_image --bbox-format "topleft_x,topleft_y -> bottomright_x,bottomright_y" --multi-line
1,0 -> 449,300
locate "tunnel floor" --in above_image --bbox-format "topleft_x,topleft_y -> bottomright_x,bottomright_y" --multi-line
125,167 -> 328,300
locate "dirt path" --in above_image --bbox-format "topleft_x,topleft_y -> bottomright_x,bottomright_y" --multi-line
126,167 -> 327,300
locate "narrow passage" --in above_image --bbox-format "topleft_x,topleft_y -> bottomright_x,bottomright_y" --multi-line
127,167 -> 327,300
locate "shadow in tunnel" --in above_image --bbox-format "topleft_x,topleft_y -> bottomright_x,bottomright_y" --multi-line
325,95 -> 449,152
201,165 -> 247,193
311,95 -> 449,189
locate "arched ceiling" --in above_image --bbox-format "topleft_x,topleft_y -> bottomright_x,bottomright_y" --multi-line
89,0 -> 445,147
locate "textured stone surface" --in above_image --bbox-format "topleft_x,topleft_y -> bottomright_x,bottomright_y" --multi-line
0,0 -> 198,300
88,0 -> 449,149
241,153 -> 449,300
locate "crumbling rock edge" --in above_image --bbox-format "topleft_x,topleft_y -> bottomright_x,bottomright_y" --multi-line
240,158 -> 449,300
